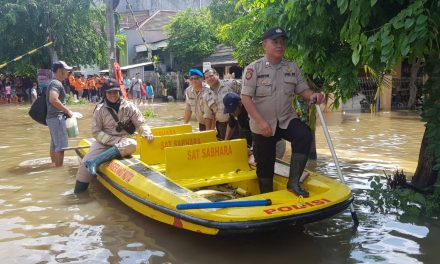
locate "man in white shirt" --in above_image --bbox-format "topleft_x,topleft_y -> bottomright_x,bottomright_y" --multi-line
130,72 -> 142,105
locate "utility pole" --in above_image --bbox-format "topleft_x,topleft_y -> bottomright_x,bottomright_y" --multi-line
45,1 -> 57,64
105,0 -> 116,78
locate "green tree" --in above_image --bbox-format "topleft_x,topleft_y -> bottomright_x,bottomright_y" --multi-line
209,0 -> 245,25
336,0 -> 439,189
218,7 -> 267,67
165,8 -> 219,71
0,0 -> 108,76
222,1 -> 358,104
224,0 -> 439,188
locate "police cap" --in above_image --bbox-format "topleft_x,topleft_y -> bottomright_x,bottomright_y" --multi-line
103,78 -> 121,92
223,92 -> 241,114
189,68 -> 203,77
262,26 -> 287,41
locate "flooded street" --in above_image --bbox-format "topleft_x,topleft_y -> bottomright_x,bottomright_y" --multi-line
0,102 -> 438,264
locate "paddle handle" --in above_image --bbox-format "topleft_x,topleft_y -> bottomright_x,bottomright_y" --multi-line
315,105 -> 359,227
315,106 -> 345,184
176,199 -> 272,210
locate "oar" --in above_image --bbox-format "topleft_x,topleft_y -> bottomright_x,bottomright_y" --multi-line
61,145 -> 90,151
315,105 -> 359,227
176,199 -> 272,210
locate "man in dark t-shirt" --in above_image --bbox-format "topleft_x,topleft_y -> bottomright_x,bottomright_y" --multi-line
223,92 -> 252,147
223,91 -> 288,165
46,61 -> 82,167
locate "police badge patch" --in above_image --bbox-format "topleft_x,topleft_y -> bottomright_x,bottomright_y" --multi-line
245,68 -> 254,80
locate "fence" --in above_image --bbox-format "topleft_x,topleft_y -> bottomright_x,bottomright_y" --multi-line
391,77 -> 423,110
357,77 -> 379,112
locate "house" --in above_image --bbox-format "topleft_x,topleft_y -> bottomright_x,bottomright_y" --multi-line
99,62 -> 154,78
202,44 -> 242,79
121,10 -> 177,72
119,10 -> 151,30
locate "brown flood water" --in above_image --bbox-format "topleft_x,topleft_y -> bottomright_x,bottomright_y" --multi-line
0,102 -> 438,264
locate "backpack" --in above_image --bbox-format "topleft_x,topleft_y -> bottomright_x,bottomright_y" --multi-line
28,93 -> 47,125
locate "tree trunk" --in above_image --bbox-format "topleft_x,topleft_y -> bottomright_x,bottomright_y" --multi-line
411,128 -> 438,189
407,60 -> 421,108
49,47 -> 58,65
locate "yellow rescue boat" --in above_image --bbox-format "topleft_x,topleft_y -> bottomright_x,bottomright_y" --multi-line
75,124 -> 353,235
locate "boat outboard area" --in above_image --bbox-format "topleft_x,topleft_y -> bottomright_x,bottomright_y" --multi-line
75,124 -> 353,235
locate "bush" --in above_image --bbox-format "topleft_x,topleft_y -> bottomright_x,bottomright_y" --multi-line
142,108 -> 155,119
66,94 -> 88,105
363,169 -> 440,218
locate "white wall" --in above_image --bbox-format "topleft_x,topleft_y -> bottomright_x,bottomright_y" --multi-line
78,65 -> 101,76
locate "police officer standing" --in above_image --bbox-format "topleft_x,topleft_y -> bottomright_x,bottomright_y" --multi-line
183,69 -> 210,131
203,68 -> 241,139
241,27 -> 324,196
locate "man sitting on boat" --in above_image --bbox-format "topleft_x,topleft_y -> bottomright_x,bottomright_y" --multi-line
74,78 -> 154,194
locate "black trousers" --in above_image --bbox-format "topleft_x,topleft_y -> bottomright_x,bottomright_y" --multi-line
216,121 -> 228,140
218,121 -> 242,141
237,129 -> 252,148
252,118 -> 312,180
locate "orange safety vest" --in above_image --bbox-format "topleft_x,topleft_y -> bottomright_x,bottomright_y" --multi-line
78,78 -> 87,90
73,78 -> 81,91
69,77 -> 76,90
87,79 -> 95,88
68,75 -> 75,87
95,77 -> 104,89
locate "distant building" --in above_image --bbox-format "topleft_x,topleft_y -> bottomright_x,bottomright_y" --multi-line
108,0 -> 224,102
202,44 -> 242,79
119,10 -> 152,30
118,0 -> 211,69
121,10 -> 177,72
116,0 -> 211,13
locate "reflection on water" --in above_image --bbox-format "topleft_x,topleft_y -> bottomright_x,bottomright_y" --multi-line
0,103 -> 438,264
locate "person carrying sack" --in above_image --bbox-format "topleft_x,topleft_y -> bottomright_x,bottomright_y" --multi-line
46,61 -> 83,167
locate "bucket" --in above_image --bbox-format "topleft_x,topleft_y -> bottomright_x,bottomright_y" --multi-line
66,117 -> 79,138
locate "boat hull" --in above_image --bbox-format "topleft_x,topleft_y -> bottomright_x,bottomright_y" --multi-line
76,132 -> 354,235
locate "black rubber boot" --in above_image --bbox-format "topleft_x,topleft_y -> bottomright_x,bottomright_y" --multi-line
74,180 -> 89,194
84,146 -> 120,177
287,153 -> 309,197
259,178 -> 273,194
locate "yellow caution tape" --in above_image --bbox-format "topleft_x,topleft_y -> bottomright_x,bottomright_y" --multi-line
0,41 -> 53,69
